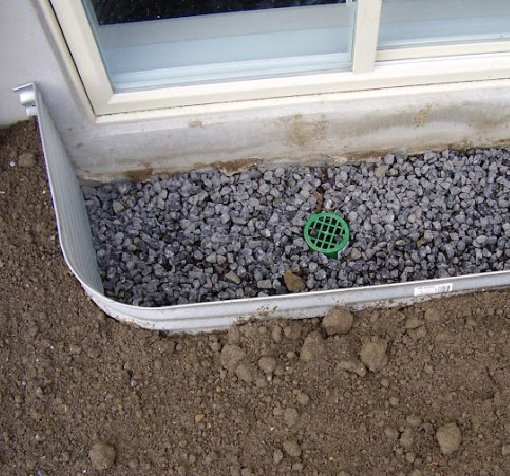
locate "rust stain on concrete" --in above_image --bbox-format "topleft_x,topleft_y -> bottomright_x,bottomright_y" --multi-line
415,104 -> 432,128
208,157 -> 262,174
282,114 -> 329,148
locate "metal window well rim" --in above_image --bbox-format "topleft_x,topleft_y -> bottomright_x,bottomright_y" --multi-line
15,83 -> 510,334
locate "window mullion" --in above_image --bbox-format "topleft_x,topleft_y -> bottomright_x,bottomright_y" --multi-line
352,0 -> 382,74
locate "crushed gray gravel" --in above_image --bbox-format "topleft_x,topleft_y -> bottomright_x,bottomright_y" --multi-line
82,148 -> 510,307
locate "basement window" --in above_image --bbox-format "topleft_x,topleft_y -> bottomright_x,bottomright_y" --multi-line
48,0 -> 510,116
83,0 -> 356,91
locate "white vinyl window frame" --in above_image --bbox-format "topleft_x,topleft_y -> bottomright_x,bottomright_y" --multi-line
87,3 -> 357,91
46,0 -> 510,118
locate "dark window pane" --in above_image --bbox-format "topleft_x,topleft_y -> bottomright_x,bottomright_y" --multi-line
92,0 -> 346,25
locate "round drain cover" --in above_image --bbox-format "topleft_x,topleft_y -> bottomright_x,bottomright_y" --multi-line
303,212 -> 350,259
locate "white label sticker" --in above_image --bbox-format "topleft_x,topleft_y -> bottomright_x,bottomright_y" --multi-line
414,283 -> 453,297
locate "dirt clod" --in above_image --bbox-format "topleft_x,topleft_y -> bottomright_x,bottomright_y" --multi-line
300,330 -> 325,362
384,427 -> 399,440
424,308 -> 441,323
235,362 -> 256,383
360,337 -> 388,372
322,306 -> 353,336
296,392 -> 310,406
406,414 -> 422,427
271,325 -> 283,343
18,152 -> 36,168
338,357 -> 367,377
436,422 -> 462,455
273,449 -> 284,464
282,439 -> 301,458
89,441 -> 116,470
258,356 -> 277,374
388,396 -> 399,406
424,363 -> 434,374
220,344 -> 246,372
399,428 -> 415,450
405,316 -> 425,329
283,269 -> 306,293
284,322 -> 302,340
283,407 -> 300,428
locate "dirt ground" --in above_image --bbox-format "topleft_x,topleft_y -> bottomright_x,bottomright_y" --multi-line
2,120 -> 510,476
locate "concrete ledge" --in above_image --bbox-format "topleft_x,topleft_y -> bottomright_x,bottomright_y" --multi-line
73,80 -> 510,182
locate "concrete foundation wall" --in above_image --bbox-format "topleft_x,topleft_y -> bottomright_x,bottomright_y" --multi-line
2,1 -> 509,181
74,83 -> 510,183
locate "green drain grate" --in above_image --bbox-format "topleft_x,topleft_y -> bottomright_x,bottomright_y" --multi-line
303,212 -> 350,259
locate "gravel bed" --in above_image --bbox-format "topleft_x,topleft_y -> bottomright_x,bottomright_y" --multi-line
83,148 -> 510,307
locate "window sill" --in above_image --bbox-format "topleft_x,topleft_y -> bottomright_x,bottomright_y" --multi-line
96,52 -> 510,120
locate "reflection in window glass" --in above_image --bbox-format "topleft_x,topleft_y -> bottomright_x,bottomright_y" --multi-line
82,0 -> 355,91
378,0 -> 510,49
92,0 -> 347,24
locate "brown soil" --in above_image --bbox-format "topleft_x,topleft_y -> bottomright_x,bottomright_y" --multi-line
2,120 -> 510,476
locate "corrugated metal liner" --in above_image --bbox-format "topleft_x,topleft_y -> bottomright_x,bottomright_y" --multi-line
14,83 -> 510,333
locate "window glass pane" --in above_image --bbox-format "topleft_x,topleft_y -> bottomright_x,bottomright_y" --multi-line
378,0 -> 510,49
92,0 -> 346,23
83,0 -> 356,91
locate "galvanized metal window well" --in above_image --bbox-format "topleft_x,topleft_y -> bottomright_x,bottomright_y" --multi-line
15,83 -> 510,333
